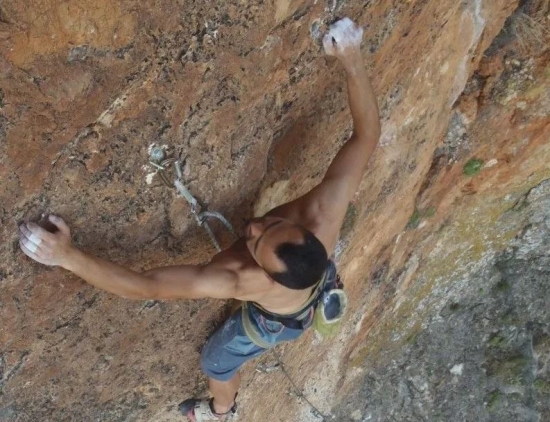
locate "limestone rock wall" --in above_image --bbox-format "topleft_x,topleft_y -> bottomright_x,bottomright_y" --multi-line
326,2 -> 550,421
1,0 -> 548,421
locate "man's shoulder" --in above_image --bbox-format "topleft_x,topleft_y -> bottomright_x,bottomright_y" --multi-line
207,250 -> 274,300
206,243 -> 260,280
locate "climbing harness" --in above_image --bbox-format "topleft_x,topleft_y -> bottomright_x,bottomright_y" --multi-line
242,263 -> 347,346
241,269 -> 330,348
148,147 -> 237,252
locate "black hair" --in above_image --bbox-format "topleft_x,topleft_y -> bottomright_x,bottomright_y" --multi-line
267,229 -> 328,290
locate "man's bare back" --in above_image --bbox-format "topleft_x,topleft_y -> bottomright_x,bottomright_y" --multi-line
208,237 -> 315,315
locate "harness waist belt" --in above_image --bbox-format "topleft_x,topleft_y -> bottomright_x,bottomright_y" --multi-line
252,304 -> 313,330
242,267 -> 332,347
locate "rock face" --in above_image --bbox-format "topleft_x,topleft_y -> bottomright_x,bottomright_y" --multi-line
0,0 -> 549,421
333,179 -> 550,422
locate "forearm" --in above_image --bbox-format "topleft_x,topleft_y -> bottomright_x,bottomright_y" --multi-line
343,55 -> 381,142
62,248 -> 156,299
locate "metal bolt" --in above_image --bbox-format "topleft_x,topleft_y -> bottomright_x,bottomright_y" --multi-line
150,147 -> 165,162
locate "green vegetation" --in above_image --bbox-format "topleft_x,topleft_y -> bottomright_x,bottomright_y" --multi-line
424,207 -> 436,218
463,158 -> 484,176
487,390 -> 501,412
340,203 -> 358,239
489,355 -> 529,385
407,208 -> 421,229
488,333 -> 507,349
494,279 -> 511,292
353,167 -> 550,370
407,206 -> 437,229
534,378 -> 550,394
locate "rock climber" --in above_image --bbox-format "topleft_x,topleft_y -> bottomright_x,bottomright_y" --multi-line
18,18 -> 380,422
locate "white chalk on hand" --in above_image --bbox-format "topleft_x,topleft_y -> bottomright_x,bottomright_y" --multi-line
29,233 -> 42,245
323,17 -> 363,53
26,241 -> 38,253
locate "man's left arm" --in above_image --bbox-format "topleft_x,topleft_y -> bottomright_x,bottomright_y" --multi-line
268,18 -> 380,252
19,215 -> 239,300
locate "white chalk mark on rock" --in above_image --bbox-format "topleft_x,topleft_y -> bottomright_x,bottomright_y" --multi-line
379,123 -> 396,147
145,172 -> 156,185
484,158 -> 498,168
450,363 -> 464,375
97,95 -> 128,127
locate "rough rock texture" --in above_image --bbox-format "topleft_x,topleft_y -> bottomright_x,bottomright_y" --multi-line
0,0 -> 549,421
333,179 -> 550,422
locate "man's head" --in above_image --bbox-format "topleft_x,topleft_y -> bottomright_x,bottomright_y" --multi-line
244,216 -> 328,290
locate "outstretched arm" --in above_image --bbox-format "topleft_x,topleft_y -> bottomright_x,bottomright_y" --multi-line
19,215 -> 239,300
268,18 -> 380,251
322,20 -> 381,198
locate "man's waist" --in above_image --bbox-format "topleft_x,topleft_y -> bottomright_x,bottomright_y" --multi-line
248,300 -> 314,322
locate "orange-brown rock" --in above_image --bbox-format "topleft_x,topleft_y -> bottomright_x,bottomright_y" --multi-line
1,0 -> 549,421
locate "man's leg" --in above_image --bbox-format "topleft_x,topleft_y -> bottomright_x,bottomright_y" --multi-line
209,372 -> 241,414
193,310 -> 264,416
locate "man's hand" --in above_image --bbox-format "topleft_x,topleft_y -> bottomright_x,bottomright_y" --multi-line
323,18 -> 364,68
19,215 -> 74,267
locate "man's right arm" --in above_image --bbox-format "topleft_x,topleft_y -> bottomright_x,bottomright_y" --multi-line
63,249 -> 239,300
19,215 -> 239,301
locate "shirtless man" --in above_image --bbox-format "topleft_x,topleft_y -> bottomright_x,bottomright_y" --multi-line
19,18 -> 380,422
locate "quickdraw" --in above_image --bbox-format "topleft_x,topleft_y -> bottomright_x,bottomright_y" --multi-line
148,147 -> 237,252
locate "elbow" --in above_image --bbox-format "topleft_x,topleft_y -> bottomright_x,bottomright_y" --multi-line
354,123 -> 381,146
140,276 -> 162,300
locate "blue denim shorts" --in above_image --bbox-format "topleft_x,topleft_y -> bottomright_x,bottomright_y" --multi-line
200,261 -> 338,381
200,304 -> 312,381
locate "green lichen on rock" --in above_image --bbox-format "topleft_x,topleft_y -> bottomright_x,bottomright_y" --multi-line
494,279 -> 512,293
463,158 -> 484,176
534,379 -> 550,394
407,208 -> 421,229
486,355 -> 529,385
340,203 -> 358,240
406,206 -> 436,230
487,390 -> 501,412
501,311 -> 521,325
405,320 -> 423,345
424,207 -> 436,218
488,333 -> 508,349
